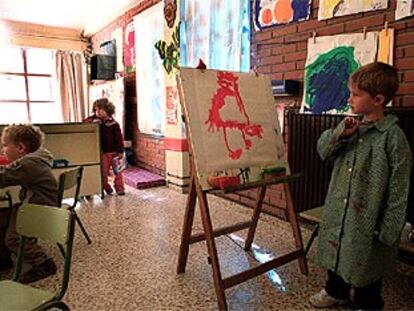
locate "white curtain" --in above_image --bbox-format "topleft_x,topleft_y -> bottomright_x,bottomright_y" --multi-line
56,51 -> 88,122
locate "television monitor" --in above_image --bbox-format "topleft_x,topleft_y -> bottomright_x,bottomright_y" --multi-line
90,54 -> 116,80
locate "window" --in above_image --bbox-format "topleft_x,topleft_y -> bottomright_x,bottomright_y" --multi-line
0,46 -> 62,124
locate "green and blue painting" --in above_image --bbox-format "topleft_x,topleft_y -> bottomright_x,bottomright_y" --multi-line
301,33 -> 378,114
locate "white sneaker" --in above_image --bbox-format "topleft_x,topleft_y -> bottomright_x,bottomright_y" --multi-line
309,289 -> 350,308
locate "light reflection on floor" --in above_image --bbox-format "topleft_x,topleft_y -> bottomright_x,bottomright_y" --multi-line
141,193 -> 166,202
228,233 -> 288,292
7,186 -> 411,310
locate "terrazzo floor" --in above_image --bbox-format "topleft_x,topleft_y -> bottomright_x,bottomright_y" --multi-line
1,185 -> 414,310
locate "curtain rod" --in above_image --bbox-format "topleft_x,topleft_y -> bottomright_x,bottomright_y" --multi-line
8,31 -> 89,43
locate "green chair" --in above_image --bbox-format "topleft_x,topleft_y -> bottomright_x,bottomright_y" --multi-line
299,207 -> 322,256
0,203 -> 75,310
0,190 -> 12,210
57,166 -> 91,245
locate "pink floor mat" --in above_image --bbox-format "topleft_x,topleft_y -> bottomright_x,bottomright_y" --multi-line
122,166 -> 165,189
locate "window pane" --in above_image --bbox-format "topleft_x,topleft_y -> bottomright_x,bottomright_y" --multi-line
28,76 -> 54,101
0,102 -> 28,124
0,47 -> 23,73
26,48 -> 54,74
30,102 -> 62,124
0,74 -> 26,101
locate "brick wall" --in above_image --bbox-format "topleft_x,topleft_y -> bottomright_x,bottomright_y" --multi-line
91,0 -> 164,175
251,0 -> 414,108
249,0 -> 414,217
124,75 -> 166,175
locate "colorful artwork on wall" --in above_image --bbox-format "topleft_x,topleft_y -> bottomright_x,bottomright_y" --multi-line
164,0 -> 178,28
395,0 -> 414,21
301,32 -> 378,114
318,0 -> 387,20
155,25 -> 180,74
378,28 -> 394,65
124,20 -> 136,73
178,67 -> 288,190
166,86 -> 178,124
134,2 -> 165,135
180,0 -> 251,72
254,0 -> 311,30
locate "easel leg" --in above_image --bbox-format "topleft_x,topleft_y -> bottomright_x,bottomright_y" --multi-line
197,190 -> 227,310
284,183 -> 308,274
244,186 -> 267,250
177,176 -> 197,274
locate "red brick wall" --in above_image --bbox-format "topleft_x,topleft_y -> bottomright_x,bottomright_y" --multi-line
249,0 -> 414,217
251,0 -> 414,107
91,0 -> 165,175
135,133 -> 165,176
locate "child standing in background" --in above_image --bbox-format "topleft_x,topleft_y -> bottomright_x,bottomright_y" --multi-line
310,62 -> 412,310
83,100 -> 100,123
0,124 -> 59,283
94,98 -> 125,196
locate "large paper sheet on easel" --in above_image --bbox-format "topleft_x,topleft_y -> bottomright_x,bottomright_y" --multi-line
178,68 -> 288,190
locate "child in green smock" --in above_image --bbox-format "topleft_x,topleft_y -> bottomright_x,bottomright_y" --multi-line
310,62 -> 412,310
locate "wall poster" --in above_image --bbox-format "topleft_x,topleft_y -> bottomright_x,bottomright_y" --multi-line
301,32 -> 378,114
395,0 -> 414,21
254,0 -> 311,30
318,0 -> 387,20
124,20 -> 136,73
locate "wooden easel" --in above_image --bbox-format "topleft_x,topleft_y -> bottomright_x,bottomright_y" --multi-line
177,158 -> 308,310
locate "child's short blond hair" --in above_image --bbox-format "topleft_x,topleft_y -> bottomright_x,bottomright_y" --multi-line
1,124 -> 44,153
349,62 -> 399,106
94,98 -> 115,116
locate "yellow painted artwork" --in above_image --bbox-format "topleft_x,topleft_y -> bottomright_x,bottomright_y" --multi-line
318,0 -> 387,20
377,28 -> 394,65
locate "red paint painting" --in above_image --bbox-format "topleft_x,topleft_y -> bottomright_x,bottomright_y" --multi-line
124,21 -> 136,73
204,72 -> 263,160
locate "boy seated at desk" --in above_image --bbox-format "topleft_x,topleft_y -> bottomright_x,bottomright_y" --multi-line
0,124 -> 59,283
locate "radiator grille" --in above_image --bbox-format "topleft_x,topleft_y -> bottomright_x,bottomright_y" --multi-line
287,110 -> 343,212
287,108 -> 414,222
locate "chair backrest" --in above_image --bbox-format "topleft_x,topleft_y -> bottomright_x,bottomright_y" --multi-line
15,203 -> 75,300
57,166 -> 84,210
16,204 -> 71,245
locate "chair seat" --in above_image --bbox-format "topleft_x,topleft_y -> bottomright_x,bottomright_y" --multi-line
61,203 -> 71,210
0,280 -> 55,311
300,207 -> 322,223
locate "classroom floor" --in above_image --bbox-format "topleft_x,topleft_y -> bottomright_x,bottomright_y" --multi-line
1,185 -> 414,310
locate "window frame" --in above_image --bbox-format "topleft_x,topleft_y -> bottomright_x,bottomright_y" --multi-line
0,48 -> 56,123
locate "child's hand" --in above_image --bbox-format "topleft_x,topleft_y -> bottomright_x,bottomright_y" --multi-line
341,117 -> 359,138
